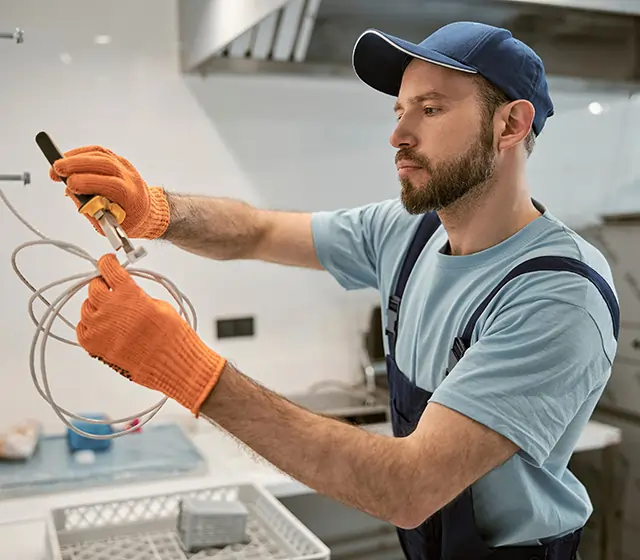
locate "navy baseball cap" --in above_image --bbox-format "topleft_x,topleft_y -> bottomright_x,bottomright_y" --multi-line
352,21 -> 554,135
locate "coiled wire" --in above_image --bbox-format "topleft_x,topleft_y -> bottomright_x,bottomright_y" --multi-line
1,186 -> 198,440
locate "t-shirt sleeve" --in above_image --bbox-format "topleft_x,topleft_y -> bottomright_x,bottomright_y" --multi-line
311,200 -> 396,291
429,296 -> 613,467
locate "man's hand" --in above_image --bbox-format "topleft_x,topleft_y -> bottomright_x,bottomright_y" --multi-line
78,253 -> 226,415
49,146 -> 170,240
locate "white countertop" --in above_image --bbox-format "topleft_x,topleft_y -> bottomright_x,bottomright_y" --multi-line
365,419 -> 623,454
572,419 -> 623,453
0,418 -> 623,560
0,422 -> 304,560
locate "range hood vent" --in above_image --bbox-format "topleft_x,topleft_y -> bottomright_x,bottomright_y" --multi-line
179,0 -> 322,73
178,0 -> 640,84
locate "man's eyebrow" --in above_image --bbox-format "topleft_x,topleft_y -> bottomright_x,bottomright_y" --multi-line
394,90 -> 449,112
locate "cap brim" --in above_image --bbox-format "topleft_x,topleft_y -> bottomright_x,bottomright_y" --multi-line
352,29 -> 477,96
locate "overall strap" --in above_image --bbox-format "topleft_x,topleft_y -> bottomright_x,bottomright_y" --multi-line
450,255 -> 621,367
386,212 -> 442,361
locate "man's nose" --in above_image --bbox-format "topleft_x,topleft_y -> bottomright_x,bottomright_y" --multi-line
390,117 -> 419,149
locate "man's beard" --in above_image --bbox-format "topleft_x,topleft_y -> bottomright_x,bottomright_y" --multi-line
398,120 -> 497,214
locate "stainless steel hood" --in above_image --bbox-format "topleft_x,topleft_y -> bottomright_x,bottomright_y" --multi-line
178,0 -> 640,83
504,0 -> 640,17
178,0 -> 322,72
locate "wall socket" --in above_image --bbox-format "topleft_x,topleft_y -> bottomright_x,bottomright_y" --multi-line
216,316 -> 255,339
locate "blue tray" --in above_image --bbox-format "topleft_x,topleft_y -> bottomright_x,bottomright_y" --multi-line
0,423 -> 207,499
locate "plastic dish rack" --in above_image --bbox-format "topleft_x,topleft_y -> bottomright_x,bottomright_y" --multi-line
44,483 -> 330,560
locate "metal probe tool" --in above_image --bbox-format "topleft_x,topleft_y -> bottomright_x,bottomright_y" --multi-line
35,132 -> 147,264
0,28 -> 24,43
0,172 -> 30,185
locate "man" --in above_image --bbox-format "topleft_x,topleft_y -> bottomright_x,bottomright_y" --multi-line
49,21 -> 618,560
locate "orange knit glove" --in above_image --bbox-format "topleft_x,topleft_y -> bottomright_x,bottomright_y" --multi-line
77,253 -> 226,416
49,146 -> 170,240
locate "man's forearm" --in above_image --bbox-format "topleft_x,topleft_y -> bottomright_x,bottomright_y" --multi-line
159,192 -> 265,260
200,364 -> 424,528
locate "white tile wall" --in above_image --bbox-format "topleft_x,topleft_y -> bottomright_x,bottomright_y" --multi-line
1,0 -> 639,436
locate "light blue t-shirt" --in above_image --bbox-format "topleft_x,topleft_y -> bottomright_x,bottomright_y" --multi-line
311,198 -> 618,547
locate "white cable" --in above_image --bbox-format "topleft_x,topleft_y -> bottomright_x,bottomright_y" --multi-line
1,186 -> 198,440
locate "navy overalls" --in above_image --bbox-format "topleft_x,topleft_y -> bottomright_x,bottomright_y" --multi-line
385,212 -> 620,560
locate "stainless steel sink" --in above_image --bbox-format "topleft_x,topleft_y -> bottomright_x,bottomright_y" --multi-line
286,388 -> 390,426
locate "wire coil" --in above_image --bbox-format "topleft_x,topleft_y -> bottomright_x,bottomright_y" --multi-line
1,186 -> 198,440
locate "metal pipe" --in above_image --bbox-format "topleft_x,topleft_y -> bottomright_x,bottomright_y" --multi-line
0,173 -> 31,185
360,340 -> 378,397
0,28 -> 24,43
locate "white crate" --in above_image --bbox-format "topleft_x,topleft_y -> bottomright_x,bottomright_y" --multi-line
44,483 -> 330,560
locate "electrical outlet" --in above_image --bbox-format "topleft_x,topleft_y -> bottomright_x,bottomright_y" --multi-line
216,316 -> 255,339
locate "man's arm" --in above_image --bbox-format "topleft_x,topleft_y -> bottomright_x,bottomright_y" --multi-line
201,363 -> 518,529
160,192 -> 323,269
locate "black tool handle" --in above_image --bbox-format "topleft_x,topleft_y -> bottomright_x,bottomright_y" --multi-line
35,131 -> 92,206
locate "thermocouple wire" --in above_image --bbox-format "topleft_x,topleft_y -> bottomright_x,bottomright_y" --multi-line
0,186 -> 199,440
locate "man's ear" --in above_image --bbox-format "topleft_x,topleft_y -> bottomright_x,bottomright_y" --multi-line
496,100 -> 535,152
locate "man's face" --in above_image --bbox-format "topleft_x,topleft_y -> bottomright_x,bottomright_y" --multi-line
391,59 -> 497,214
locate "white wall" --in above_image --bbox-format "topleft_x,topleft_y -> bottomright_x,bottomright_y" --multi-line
525,81 -> 640,226
0,0 -> 638,434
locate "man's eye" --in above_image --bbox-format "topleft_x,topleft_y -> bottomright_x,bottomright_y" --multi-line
423,107 -> 440,116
